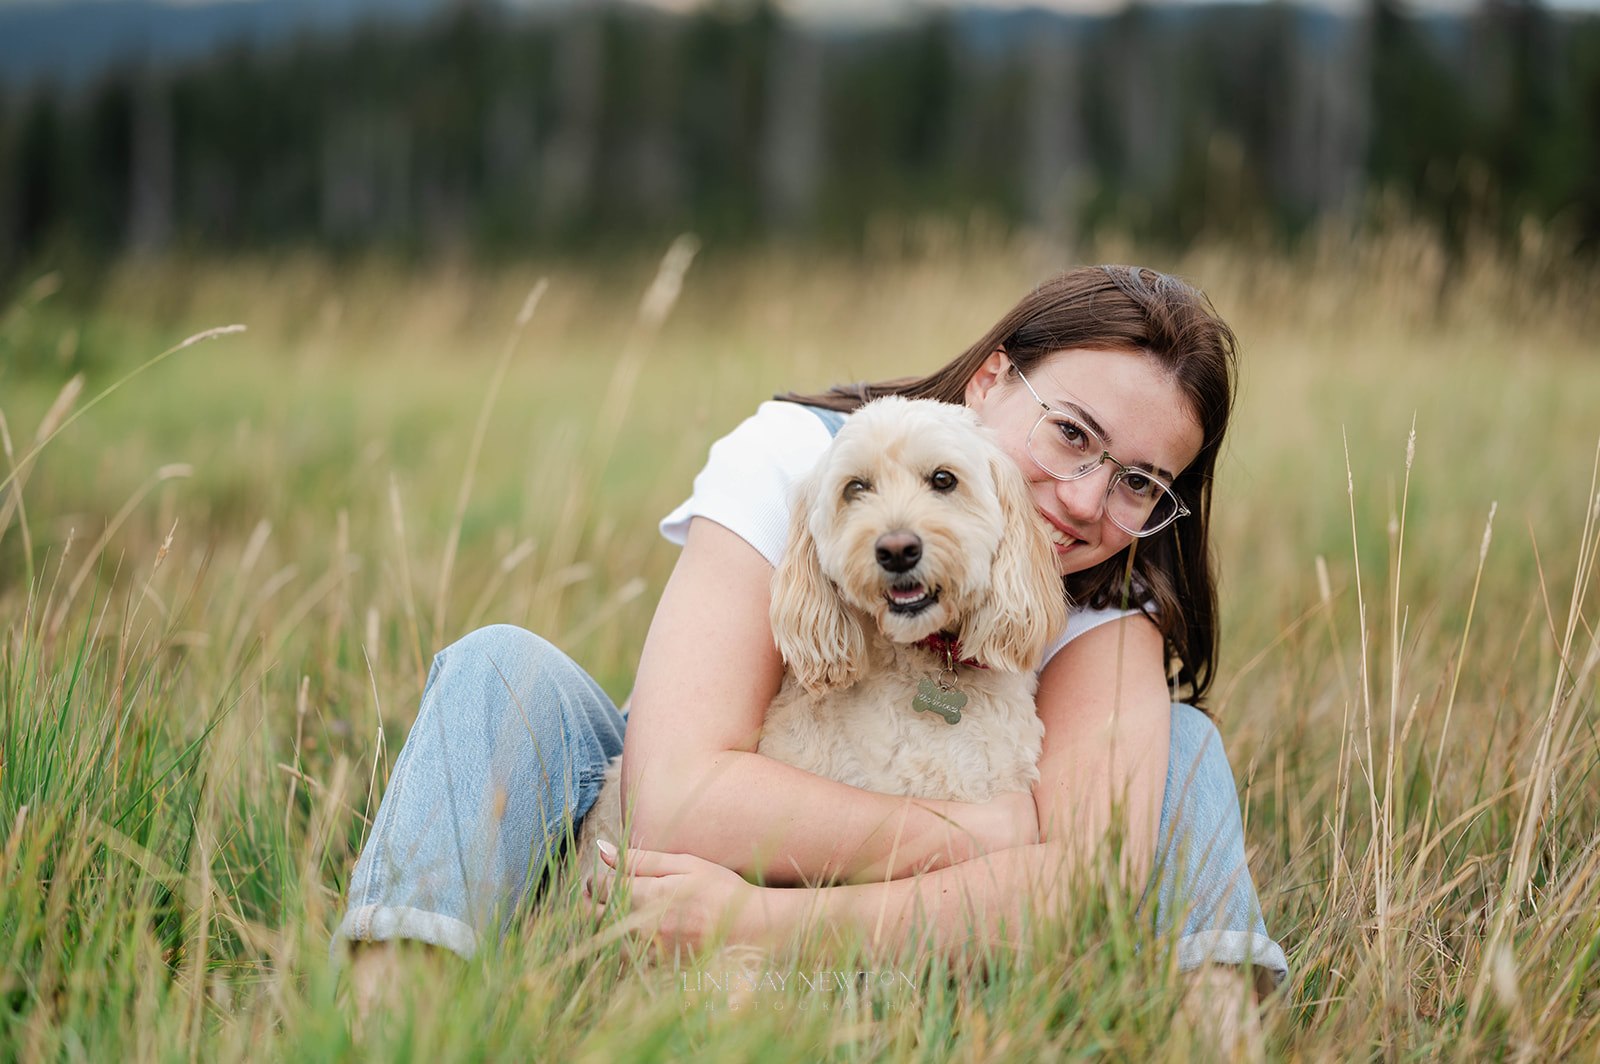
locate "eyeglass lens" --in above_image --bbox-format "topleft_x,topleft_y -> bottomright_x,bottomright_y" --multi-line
1027,413 -> 1180,534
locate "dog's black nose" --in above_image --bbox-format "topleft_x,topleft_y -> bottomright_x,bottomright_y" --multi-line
875,532 -> 922,573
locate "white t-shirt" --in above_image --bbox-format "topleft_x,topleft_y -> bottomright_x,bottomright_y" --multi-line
659,400 -> 1139,670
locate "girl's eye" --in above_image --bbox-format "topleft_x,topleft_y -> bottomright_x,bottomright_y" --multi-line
929,469 -> 957,493
844,478 -> 870,501
1119,472 -> 1155,498
1055,417 -> 1092,453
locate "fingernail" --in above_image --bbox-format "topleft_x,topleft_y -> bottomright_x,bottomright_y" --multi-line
596,839 -> 618,863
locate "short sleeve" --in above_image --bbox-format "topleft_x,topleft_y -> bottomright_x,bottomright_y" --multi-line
1041,604 -> 1143,669
658,401 -> 835,566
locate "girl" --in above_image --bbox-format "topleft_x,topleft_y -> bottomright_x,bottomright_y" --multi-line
336,265 -> 1287,1007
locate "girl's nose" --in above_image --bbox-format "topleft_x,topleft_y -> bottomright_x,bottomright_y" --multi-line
1056,466 -> 1111,525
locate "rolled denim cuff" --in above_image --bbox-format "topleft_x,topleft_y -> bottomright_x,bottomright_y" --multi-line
333,904 -> 479,962
1175,928 -> 1289,986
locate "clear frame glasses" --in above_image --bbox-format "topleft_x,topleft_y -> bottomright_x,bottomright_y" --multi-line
1013,366 -> 1191,538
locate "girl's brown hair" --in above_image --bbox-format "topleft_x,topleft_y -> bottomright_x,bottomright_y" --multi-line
779,265 -> 1237,710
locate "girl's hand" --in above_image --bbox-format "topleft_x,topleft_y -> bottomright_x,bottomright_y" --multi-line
588,841 -> 784,954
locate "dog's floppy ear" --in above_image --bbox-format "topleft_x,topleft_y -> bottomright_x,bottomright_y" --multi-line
769,471 -> 866,695
962,452 -> 1070,673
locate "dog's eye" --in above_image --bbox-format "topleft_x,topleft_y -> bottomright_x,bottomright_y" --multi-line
929,469 -> 958,493
843,478 -> 871,501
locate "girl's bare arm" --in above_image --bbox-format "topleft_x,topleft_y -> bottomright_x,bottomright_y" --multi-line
734,614 -> 1173,953
620,517 -> 1037,886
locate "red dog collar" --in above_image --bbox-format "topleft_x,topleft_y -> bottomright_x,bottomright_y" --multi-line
910,632 -> 989,670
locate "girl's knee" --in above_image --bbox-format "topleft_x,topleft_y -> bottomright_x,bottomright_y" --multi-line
435,624 -> 594,697
1169,705 -> 1233,787
440,624 -> 560,671
1170,702 -> 1222,750
426,624 -> 621,753
1165,704 -> 1247,839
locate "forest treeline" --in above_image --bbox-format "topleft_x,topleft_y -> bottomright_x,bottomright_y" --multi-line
2,0 -> 1597,274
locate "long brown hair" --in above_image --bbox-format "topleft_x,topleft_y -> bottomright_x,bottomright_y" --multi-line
778,265 -> 1237,710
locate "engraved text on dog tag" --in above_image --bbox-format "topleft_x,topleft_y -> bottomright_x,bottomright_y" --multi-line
913,678 -> 966,724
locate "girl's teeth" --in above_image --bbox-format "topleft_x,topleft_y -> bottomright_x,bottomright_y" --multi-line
1049,527 -> 1075,547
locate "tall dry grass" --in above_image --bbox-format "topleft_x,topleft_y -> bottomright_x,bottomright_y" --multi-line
1,226 -> 1598,1058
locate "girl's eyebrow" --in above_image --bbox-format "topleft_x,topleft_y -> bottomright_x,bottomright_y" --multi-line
1057,396 -> 1177,483
1054,397 -> 1112,447
1129,458 -> 1179,484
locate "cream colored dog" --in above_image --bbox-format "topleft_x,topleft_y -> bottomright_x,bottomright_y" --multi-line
579,396 -> 1067,868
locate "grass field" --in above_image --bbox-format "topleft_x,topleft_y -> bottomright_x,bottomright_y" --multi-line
2,228 -> 1598,1059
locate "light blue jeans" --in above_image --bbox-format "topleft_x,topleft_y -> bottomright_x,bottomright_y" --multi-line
334,624 -> 1288,982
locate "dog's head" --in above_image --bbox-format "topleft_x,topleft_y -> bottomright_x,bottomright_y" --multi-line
770,396 -> 1069,694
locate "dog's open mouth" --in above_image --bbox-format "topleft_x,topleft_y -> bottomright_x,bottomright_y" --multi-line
885,581 -> 939,615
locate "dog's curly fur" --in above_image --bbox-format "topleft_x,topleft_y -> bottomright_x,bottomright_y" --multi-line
579,396 -> 1067,861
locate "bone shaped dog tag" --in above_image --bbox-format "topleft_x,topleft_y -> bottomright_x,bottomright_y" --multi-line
913,677 -> 966,724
